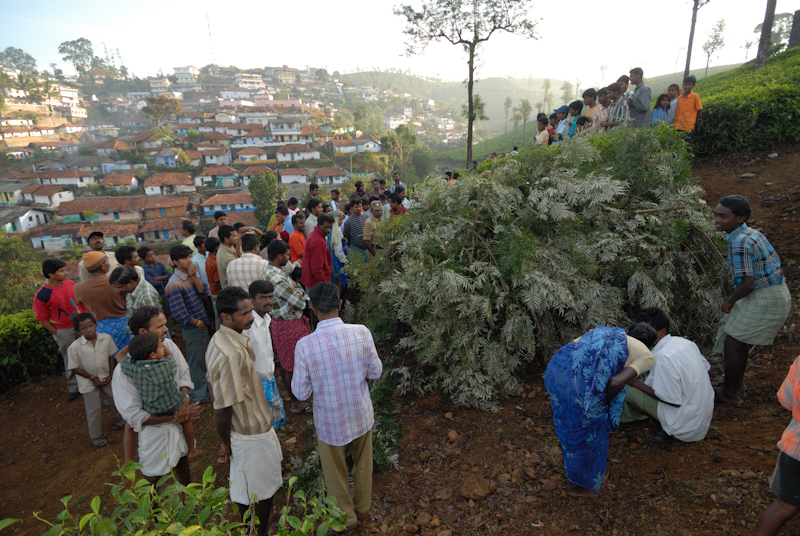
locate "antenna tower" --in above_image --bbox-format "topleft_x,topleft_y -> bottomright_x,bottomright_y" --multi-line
206,12 -> 218,73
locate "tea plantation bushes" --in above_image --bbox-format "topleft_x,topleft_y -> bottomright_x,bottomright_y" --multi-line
0,310 -> 61,392
345,127 -> 730,410
693,47 -> 800,154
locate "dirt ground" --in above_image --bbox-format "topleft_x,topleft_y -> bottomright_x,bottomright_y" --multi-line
2,147 -> 799,536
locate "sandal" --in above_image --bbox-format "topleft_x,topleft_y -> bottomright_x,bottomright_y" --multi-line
93,438 -> 108,448
291,405 -> 313,416
644,428 -> 680,444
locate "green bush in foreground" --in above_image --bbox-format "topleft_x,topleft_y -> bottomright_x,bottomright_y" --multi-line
0,309 -> 61,392
693,47 -> 800,154
346,126 -> 731,410
3,462 -> 346,536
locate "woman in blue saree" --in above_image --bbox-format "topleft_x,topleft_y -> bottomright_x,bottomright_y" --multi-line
544,324 -> 657,496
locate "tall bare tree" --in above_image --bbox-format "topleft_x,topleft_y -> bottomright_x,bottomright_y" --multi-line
519,98 -> 532,142
702,20 -> 726,77
503,96 -> 513,133
394,0 -> 538,166
684,0 -> 711,78
755,0 -> 778,68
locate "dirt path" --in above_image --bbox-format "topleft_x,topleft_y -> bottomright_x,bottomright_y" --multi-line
2,148 -> 799,535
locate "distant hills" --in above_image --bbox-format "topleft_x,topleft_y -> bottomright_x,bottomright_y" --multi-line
342,63 -> 742,136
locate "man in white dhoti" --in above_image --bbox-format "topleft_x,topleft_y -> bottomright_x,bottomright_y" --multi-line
113,305 -> 201,484
207,286 -> 283,536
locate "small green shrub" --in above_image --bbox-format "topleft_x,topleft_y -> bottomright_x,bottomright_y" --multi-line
0,310 -> 61,392
12,462 -> 346,536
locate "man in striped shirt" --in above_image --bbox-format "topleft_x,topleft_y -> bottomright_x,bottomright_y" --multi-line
293,283 -> 383,532
207,287 -> 283,536
110,266 -> 162,313
600,82 -> 629,130
165,245 -> 210,403
342,201 -> 369,262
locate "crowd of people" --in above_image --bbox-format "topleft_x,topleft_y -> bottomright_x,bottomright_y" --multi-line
31,179 -> 410,533
31,163 -> 797,533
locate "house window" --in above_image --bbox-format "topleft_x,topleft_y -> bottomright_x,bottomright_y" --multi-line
29,216 -> 33,222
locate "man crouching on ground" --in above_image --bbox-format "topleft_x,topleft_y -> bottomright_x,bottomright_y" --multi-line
207,286 -> 283,536
292,282 -> 383,533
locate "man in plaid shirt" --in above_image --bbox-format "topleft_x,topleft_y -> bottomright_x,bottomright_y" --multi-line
293,283 -> 383,532
110,266 -> 162,313
714,195 -> 791,406
165,245 -> 210,404
265,239 -> 310,414
226,234 -> 269,291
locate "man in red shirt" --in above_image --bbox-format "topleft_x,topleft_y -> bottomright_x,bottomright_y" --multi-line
33,258 -> 83,401
204,237 -> 222,327
301,213 -> 334,290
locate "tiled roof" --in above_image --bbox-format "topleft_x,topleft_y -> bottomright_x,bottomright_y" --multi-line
300,127 -> 326,136
330,140 -> 355,147
21,183 -> 45,194
183,150 -> 203,160
224,210 -> 257,227
240,165 -> 274,177
243,129 -> 271,138
355,133 -> 381,141
196,142 -> 225,149
58,196 -> 188,215
26,185 -> 66,196
316,167 -> 346,177
139,217 -> 186,233
202,148 -> 227,156
95,140 -> 135,150
100,174 -> 138,186
197,166 -> 237,177
26,223 -> 84,237
202,193 -> 252,206
145,173 -> 192,186
236,147 -> 266,155
29,141 -> 78,148
0,171 -> 22,180
40,170 -> 95,179
276,143 -> 315,154
203,131 -> 234,140
78,223 -> 139,238
280,168 -> 308,176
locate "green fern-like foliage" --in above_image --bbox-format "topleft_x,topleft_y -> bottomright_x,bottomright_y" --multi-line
345,125 -> 731,411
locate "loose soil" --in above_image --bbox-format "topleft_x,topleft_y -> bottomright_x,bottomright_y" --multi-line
2,148 -> 799,536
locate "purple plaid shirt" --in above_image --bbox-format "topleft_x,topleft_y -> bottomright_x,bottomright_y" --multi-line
165,269 -> 209,329
292,318 -> 383,446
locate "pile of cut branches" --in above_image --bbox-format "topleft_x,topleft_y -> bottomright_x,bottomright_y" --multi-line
346,125 -> 731,410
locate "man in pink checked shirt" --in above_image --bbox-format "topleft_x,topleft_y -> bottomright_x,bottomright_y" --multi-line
292,282 -> 383,534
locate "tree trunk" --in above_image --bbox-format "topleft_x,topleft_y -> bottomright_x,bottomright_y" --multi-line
705,55 -> 710,77
466,44 -> 475,168
505,116 -> 508,134
522,120 -> 526,143
684,0 -> 701,78
788,10 -> 800,49
755,0 -> 778,68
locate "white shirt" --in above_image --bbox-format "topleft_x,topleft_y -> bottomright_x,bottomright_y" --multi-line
113,339 -> 193,432
645,334 -> 714,442
244,312 -> 275,380
401,198 -> 411,210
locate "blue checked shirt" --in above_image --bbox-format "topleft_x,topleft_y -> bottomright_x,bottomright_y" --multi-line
165,269 -> 209,329
121,355 -> 183,415
725,223 -> 785,289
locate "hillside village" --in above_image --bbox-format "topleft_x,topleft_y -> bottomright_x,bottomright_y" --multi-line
0,63 -> 468,251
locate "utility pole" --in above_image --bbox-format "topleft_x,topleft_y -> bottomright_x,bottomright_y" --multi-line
206,12 -> 218,75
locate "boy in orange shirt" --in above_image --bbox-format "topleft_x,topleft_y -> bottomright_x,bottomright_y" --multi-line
289,213 -> 306,265
673,75 -> 702,133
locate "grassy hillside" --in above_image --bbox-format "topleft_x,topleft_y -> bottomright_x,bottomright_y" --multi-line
433,128 -> 531,168
646,63 -> 742,95
341,72 -> 568,134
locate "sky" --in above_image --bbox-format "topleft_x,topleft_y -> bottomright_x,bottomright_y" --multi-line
3,0 -> 799,86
